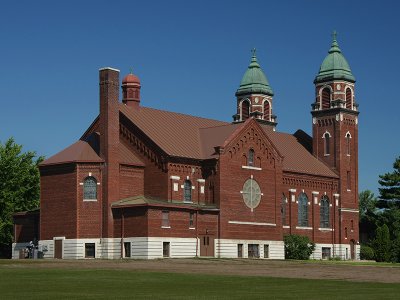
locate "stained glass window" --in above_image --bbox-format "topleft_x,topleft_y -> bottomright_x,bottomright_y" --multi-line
281,194 -> 287,226
83,176 -> 97,200
184,180 -> 192,202
248,149 -> 254,166
320,196 -> 330,228
298,193 -> 308,227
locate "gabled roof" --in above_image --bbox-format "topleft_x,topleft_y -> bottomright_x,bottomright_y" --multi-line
120,104 -> 226,159
40,140 -> 103,166
120,105 -> 337,178
262,127 -> 338,178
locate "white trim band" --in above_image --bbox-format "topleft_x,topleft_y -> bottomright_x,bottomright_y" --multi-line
99,67 -> 120,72
296,226 -> 313,230
228,221 -> 276,227
170,176 -> 180,180
339,208 -> 359,213
242,166 -> 262,171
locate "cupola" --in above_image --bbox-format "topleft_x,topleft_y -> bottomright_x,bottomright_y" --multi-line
233,49 -> 276,129
235,49 -> 274,97
122,70 -> 141,109
314,31 -> 355,84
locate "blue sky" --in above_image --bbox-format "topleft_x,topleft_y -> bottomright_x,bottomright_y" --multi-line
0,0 -> 399,196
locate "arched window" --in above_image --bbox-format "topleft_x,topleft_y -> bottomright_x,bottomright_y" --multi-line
263,100 -> 270,121
320,195 -> 330,228
184,180 -> 192,202
345,88 -> 352,109
281,194 -> 287,226
321,88 -> 331,109
298,193 -> 308,227
345,132 -> 351,155
241,100 -> 250,120
323,132 -> 331,155
248,149 -> 254,167
83,176 -> 97,200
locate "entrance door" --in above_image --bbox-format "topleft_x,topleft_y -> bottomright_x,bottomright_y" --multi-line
350,239 -> 356,260
54,239 -> 63,259
200,235 -> 214,257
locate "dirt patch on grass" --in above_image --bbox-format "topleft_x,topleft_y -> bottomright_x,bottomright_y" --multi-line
2,258 -> 400,283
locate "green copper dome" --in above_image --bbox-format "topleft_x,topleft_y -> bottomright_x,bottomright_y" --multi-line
236,49 -> 274,96
314,32 -> 355,84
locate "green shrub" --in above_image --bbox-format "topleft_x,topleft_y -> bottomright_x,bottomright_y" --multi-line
373,224 -> 391,262
284,234 -> 315,260
360,244 -> 374,260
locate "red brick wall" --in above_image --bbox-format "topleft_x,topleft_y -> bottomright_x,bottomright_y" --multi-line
76,163 -> 102,238
119,165 -> 144,199
40,164 -> 77,240
113,207 -> 148,237
282,174 -> 339,244
217,120 -> 284,241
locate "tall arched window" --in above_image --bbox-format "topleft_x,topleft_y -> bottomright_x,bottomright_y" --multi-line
320,195 -> 330,228
281,194 -> 287,226
345,88 -> 352,109
184,180 -> 192,202
83,176 -> 97,200
263,100 -> 270,121
321,88 -> 331,109
346,132 -> 351,156
248,149 -> 254,167
298,193 -> 308,227
324,132 -> 331,155
241,100 -> 250,120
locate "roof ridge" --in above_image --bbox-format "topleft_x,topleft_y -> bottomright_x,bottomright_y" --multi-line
122,104 -> 228,123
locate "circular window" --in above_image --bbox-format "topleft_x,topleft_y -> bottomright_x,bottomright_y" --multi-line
241,178 -> 262,211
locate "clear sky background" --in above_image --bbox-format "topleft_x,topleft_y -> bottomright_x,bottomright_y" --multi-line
0,0 -> 399,196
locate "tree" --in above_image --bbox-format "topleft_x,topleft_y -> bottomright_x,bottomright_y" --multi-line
0,138 -> 43,258
379,156 -> 400,206
359,190 -> 378,218
284,234 -> 315,260
373,224 -> 391,262
359,190 -> 380,245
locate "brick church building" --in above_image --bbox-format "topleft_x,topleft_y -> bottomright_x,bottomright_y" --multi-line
13,34 -> 360,260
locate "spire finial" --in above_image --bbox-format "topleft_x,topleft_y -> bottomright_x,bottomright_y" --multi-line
332,30 -> 337,41
251,48 -> 257,57
129,67 -> 134,74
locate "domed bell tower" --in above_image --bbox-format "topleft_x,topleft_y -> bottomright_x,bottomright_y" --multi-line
311,32 -> 359,237
122,70 -> 141,109
233,49 -> 277,130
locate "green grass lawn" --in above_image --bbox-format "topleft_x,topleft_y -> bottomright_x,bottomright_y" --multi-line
0,268 -> 399,300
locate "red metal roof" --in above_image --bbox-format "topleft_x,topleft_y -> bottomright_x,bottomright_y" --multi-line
121,105 -> 337,178
40,140 -> 103,166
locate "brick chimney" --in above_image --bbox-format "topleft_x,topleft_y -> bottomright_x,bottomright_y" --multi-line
99,67 -> 120,239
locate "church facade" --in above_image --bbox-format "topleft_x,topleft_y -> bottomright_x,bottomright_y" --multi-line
13,34 -> 360,260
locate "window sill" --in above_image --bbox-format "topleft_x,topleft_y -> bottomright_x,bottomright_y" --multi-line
242,166 -> 262,171
83,199 -> 97,202
324,154 -> 330,157
347,189 -> 351,192
189,227 -> 195,230
296,226 -> 313,230
283,226 -> 290,229
161,226 -> 171,229
318,228 -> 333,231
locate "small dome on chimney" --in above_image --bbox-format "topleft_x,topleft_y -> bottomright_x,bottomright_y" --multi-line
122,72 -> 140,85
